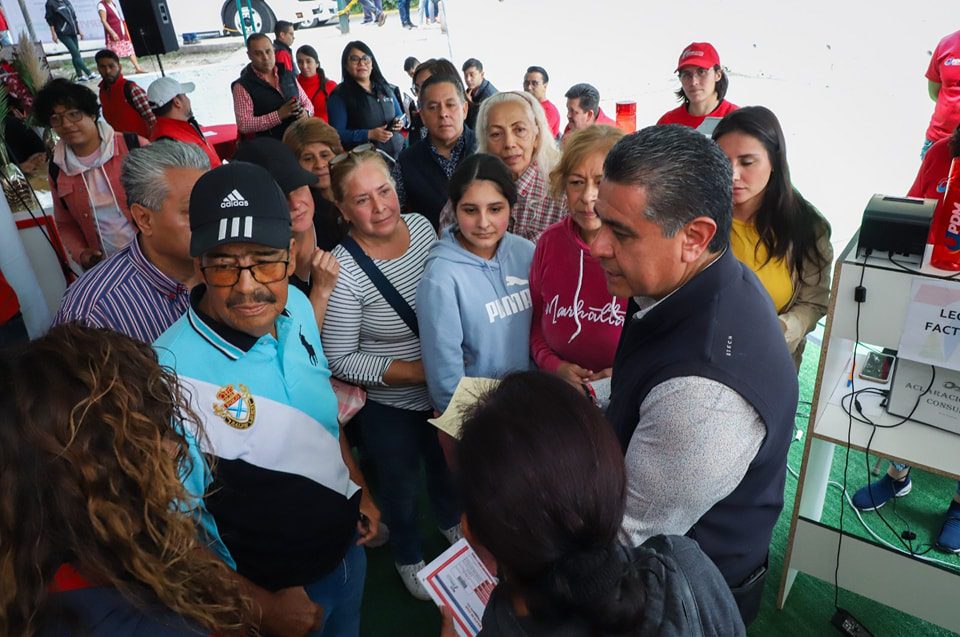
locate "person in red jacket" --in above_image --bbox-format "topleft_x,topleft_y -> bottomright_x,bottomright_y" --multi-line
273,20 -> 296,74
532,124 -> 627,387
36,78 -> 144,270
657,42 -> 738,129
147,76 -> 221,167
296,44 -> 337,123
95,48 -> 154,138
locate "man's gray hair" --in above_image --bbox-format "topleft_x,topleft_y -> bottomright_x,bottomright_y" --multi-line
603,125 -> 732,253
120,139 -> 210,211
564,83 -> 600,115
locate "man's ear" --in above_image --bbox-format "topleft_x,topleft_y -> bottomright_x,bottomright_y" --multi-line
680,216 -> 718,263
129,202 -> 153,235
286,237 -> 297,276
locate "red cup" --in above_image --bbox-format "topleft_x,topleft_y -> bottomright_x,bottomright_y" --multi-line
616,101 -> 637,133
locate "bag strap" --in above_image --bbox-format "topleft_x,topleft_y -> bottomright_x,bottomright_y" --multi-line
340,235 -> 420,337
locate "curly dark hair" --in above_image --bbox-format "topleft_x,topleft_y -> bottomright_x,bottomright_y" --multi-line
0,324 -> 250,636
34,77 -> 100,126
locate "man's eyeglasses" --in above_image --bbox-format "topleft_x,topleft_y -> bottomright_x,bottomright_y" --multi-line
348,54 -> 372,65
201,259 -> 289,287
49,109 -> 85,127
330,143 -> 397,167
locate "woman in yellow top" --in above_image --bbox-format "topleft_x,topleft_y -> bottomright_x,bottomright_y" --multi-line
713,106 -> 833,367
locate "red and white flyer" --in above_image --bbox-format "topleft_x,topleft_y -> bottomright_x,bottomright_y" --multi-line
417,539 -> 498,637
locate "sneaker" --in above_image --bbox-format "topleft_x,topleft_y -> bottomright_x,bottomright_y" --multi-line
440,523 -> 463,545
396,561 -> 430,600
851,474 -> 912,511
375,12 -> 386,26
366,522 -> 390,548
937,500 -> 960,553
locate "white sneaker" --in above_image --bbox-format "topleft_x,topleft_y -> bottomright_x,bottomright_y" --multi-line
396,561 -> 431,601
440,524 -> 463,545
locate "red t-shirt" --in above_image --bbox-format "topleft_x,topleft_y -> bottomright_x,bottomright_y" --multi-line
297,74 -> 338,123
925,30 -> 960,142
540,99 -> 560,138
656,99 -> 738,128
909,136 -> 952,200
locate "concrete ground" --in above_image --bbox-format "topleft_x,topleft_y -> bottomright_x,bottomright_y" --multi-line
64,0 -> 954,249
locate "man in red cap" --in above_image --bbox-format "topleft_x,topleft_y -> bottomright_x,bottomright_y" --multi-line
658,42 -> 738,129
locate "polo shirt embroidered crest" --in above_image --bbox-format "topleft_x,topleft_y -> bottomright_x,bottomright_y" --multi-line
213,383 -> 256,429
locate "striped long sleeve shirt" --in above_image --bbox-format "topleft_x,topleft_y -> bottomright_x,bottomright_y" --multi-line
53,236 -> 189,343
321,213 -> 436,411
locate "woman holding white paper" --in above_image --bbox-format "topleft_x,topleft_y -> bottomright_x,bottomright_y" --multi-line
448,371 -> 746,636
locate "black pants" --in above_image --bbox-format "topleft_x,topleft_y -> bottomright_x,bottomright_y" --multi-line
730,557 -> 768,627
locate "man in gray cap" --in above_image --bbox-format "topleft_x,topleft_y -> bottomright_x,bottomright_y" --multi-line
155,161 -> 379,637
147,76 -> 221,167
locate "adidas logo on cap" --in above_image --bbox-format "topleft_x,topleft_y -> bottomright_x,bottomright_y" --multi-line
220,189 -> 249,208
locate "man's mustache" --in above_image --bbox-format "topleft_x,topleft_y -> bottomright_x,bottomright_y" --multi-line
227,290 -> 277,307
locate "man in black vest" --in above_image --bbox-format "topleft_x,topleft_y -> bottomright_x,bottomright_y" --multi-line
392,74 -> 476,230
231,33 -> 313,141
592,125 -> 798,627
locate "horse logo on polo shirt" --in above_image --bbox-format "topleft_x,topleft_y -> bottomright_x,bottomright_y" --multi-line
213,383 -> 257,429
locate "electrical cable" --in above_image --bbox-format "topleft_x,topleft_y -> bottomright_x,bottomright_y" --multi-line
887,252 -> 960,280
833,259 -> 868,609
785,457 -> 960,573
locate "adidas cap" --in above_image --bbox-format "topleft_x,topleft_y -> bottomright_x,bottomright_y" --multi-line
189,161 -> 291,257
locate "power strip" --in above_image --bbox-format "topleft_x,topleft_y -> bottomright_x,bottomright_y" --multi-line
831,608 -> 874,636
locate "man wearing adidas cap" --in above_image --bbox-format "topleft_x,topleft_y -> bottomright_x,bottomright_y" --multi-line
148,76 -> 221,167
155,161 -> 378,637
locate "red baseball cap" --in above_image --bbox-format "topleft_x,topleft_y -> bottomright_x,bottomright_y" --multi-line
676,42 -> 721,71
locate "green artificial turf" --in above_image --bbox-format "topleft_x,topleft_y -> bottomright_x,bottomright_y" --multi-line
357,341 -> 960,636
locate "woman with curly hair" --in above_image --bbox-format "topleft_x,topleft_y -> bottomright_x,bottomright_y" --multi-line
0,324 -> 250,636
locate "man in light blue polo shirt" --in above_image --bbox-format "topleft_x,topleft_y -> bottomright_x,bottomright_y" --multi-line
155,161 -> 378,637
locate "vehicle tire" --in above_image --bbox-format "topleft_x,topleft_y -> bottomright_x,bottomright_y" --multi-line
221,0 -> 277,36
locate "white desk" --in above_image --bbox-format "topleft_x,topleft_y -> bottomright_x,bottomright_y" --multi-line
777,235 -> 960,632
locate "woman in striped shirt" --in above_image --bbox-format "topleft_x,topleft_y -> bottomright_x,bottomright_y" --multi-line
321,147 -> 460,601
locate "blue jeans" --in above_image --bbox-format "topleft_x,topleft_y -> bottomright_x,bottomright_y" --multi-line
304,542 -> 366,637
358,400 -> 459,565
59,34 -> 91,78
360,0 -> 382,19
398,0 -> 411,24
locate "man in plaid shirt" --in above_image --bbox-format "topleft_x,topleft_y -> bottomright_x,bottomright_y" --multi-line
232,33 -> 313,140
95,48 -> 154,139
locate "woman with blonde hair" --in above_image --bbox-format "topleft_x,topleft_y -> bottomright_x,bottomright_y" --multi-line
530,125 -> 627,388
321,147 -> 459,601
0,324 -> 249,636
440,90 -> 563,242
284,117 -> 347,251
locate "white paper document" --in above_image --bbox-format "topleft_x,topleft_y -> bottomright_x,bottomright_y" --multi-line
417,539 -> 498,637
